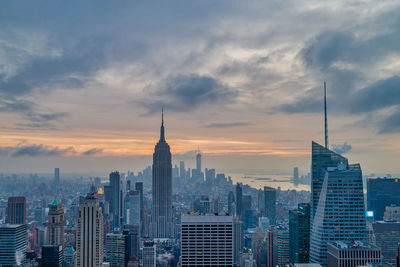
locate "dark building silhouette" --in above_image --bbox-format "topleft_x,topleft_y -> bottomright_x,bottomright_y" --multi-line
236,183 -> 242,218
264,186 -> 276,225
228,191 -> 235,215
289,203 -> 310,264
367,177 -> 400,220
41,245 -> 63,267
135,182 -> 144,233
7,196 -> 26,224
109,171 -> 121,228
151,110 -> 173,238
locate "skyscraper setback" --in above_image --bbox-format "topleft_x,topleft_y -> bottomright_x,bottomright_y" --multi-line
151,110 -> 173,238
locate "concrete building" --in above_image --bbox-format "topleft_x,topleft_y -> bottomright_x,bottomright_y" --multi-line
47,199 -> 64,248
105,233 -> 126,267
7,196 -> 26,224
327,241 -> 381,267
142,241 -> 156,267
181,214 -> 237,267
383,205 -> 400,222
76,194 -> 104,267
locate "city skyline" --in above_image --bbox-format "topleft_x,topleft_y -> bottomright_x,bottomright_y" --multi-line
1,1 -> 400,176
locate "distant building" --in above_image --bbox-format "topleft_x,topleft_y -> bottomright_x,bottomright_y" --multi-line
142,241 -> 156,267
228,191 -> 235,215
181,214 -> 238,267
367,177 -> 400,220
64,246 -> 76,267
372,221 -> 400,266
0,224 -> 27,266
41,245 -> 63,267
54,168 -> 60,184
7,196 -> 26,224
179,161 -> 185,179
267,226 -> 277,267
124,190 -> 141,226
196,151 -> 201,174
205,168 -> 215,183
310,142 -> 367,266
327,241 -> 381,267
236,183 -> 243,218
264,186 -> 276,225
294,167 -> 299,185
277,228 -> 290,266
76,194 -> 104,267
47,199 -> 64,248
109,171 -> 121,228
105,233 -> 126,267
289,203 -> 310,264
384,205 -> 400,222
123,225 -> 140,261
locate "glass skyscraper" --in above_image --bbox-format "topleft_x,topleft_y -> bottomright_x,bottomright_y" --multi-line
310,142 -> 367,266
289,203 -> 310,264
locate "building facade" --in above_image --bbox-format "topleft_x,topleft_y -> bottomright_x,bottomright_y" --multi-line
47,199 -> 64,248
181,214 -> 236,267
327,241 -> 381,267
7,196 -> 26,224
372,221 -> 400,266
0,224 -> 27,266
143,241 -> 156,267
367,177 -> 400,220
310,142 -> 367,266
264,187 -> 276,226
76,194 -> 104,267
289,203 -> 310,264
151,111 -> 173,238
105,233 -> 126,267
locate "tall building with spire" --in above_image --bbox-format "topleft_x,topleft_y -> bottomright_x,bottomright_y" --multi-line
151,110 -> 173,238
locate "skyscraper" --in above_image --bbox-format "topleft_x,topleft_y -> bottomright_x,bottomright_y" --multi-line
310,142 -> 367,266
109,171 -> 121,228
196,150 -> 201,173
54,168 -> 60,184
181,214 -> 236,266
134,182 -> 144,225
151,110 -> 173,238
327,241 -> 381,267
179,161 -> 185,179
372,221 -> 400,266
236,183 -> 242,218
143,241 -> 156,267
41,245 -> 63,267
264,186 -> 276,225
105,233 -> 126,267
0,224 -> 27,266
293,167 -> 299,185
47,199 -> 64,248
7,196 -> 26,224
289,203 -> 310,264
228,191 -> 235,215
367,177 -> 400,220
76,194 -> 104,267
124,190 -> 141,226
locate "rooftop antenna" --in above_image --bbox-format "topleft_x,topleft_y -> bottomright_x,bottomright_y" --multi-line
324,81 -> 328,149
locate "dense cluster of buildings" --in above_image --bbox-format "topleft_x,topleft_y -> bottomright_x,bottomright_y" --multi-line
0,112 -> 400,267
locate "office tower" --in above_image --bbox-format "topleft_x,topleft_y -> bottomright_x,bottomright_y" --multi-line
173,164 -> 179,178
124,190 -> 141,226
54,168 -> 60,184
327,241 -> 381,267
181,214 -> 236,266
41,245 -> 63,267
143,241 -> 156,267
264,186 -> 276,225
310,142 -> 367,266
179,161 -> 185,179
234,219 -> 243,266
105,233 -> 126,267
372,221 -> 400,266
7,196 -> 26,224
64,246 -> 76,267
134,182 -> 144,228
151,110 -> 173,238
199,196 -> 212,213
47,199 -> 64,248
257,189 -> 264,215
367,177 -> 400,220
123,225 -> 140,261
289,203 -> 311,264
228,191 -> 235,215
277,228 -> 290,266
242,195 -> 253,229
196,150 -> 201,173
127,180 -> 131,192
384,205 -> 400,221
294,167 -> 299,185
205,168 -> 215,183
34,206 -> 45,226
0,224 -> 27,266
109,171 -> 121,228
252,226 -> 266,266
267,227 -> 277,267
236,183 -> 242,218
76,194 -> 104,267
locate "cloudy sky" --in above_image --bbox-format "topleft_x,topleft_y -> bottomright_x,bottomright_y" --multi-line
1,0 -> 400,176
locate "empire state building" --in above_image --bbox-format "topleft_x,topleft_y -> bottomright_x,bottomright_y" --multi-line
151,110 -> 173,238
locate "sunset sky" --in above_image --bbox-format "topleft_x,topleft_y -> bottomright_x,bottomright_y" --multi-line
1,0 -> 400,176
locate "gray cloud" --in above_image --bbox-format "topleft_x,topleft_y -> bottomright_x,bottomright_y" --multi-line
206,122 -> 252,128
331,142 -> 352,154
141,74 -> 237,113
11,145 -> 75,157
82,148 -> 103,156
378,108 -> 400,134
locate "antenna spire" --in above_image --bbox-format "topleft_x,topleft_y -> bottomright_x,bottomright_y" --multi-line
324,81 -> 328,149
160,107 -> 165,142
